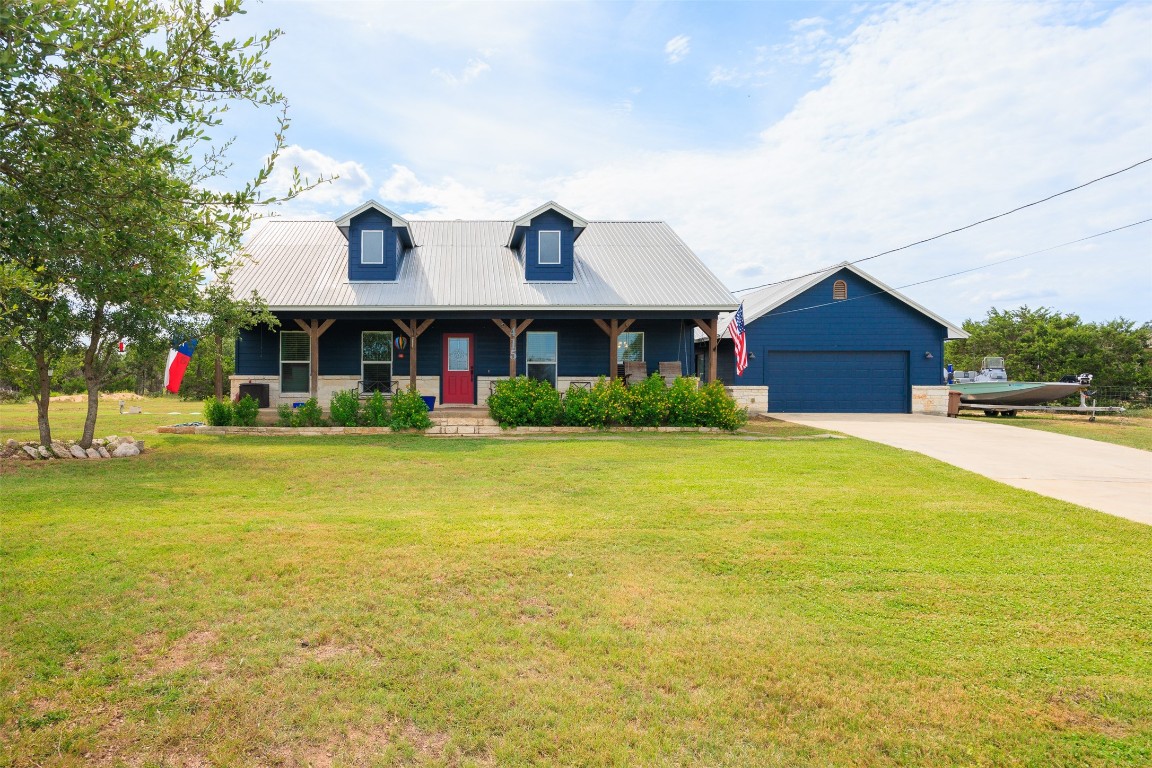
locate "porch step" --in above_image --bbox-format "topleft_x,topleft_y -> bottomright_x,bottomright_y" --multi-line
427,408 -> 501,436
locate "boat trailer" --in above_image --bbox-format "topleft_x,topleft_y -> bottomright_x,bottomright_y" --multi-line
960,391 -> 1125,421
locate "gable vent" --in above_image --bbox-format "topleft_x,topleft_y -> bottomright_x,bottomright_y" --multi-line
833,280 -> 847,300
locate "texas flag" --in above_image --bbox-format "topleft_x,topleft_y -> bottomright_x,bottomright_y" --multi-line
163,340 -> 198,394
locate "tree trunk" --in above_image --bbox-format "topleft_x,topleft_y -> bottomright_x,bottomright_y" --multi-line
214,334 -> 224,401
78,303 -> 105,449
34,351 -> 52,446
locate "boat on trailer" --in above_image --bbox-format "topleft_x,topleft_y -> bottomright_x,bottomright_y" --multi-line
948,357 -> 1122,418
950,357 -> 1088,406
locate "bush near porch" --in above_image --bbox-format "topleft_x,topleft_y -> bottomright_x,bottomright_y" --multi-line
488,375 -> 748,430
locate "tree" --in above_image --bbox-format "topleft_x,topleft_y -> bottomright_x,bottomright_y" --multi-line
946,306 -> 1152,388
196,275 -> 279,401
0,0 -> 325,446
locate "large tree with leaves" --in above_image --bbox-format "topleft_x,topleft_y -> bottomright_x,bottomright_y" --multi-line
0,0 -> 322,446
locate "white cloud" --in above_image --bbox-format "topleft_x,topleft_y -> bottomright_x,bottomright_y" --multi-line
262,145 -> 374,215
549,2 -> 1152,322
432,57 -> 491,87
378,165 -> 536,219
664,34 -> 691,64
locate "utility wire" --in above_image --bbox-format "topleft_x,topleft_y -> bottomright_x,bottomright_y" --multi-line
737,217 -> 1152,324
735,156 -> 1152,294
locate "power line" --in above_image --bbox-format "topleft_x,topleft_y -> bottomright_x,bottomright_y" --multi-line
735,156 -> 1152,294
739,217 -> 1152,323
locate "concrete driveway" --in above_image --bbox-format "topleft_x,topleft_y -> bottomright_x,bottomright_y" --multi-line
773,413 -> 1152,525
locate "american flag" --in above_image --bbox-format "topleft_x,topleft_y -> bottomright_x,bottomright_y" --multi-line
731,302 -> 748,376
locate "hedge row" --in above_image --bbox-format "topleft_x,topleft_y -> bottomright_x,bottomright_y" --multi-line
487,375 -> 748,431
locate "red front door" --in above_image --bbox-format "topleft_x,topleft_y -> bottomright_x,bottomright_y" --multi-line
442,333 -> 474,404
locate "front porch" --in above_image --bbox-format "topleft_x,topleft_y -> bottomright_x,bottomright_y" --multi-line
233,313 -> 723,408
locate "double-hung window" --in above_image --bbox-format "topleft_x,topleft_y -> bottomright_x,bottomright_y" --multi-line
538,231 -> 561,265
617,331 -> 644,364
361,230 -> 384,264
362,331 -> 393,392
280,331 -> 310,393
526,331 -> 558,387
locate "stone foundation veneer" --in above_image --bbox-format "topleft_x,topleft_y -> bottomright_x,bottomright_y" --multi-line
725,385 -> 769,415
230,375 -> 441,406
476,376 -> 595,406
911,385 -> 950,415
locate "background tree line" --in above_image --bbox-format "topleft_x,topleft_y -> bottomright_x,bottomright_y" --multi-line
946,306 -> 1151,390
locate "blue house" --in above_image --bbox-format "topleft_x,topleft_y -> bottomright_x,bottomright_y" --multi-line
228,201 -> 737,407
698,263 -> 967,413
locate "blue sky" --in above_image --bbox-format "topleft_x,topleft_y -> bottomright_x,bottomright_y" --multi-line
218,0 -> 1152,324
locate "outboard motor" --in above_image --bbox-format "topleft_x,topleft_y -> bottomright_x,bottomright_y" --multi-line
1077,373 -> 1093,386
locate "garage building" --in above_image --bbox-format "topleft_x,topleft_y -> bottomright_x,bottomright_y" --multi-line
699,263 -> 967,413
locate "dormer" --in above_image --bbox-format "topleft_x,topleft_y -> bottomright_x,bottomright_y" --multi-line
336,201 -> 416,282
507,201 -> 588,282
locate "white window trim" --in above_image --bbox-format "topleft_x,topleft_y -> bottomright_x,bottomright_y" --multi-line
280,330 -> 311,393
361,229 -> 385,265
617,331 -> 644,364
538,230 -> 561,265
361,330 -> 393,388
526,331 -> 558,386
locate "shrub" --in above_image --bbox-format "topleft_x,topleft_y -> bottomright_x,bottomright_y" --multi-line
593,376 -> 632,426
329,389 -> 361,427
667,376 -> 702,426
629,373 -> 670,427
233,394 -> 260,426
697,381 -> 748,431
488,376 -> 562,427
560,381 -> 599,426
276,403 -> 294,427
390,387 -> 432,430
203,397 -> 234,426
294,397 -> 326,427
362,390 -> 389,427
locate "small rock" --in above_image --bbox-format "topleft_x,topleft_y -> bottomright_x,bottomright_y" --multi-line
135,440 -> 145,452
37,446 -> 52,459
69,444 -> 88,459
85,448 -> 101,459
121,436 -> 136,444
111,442 -> 140,458
21,445 -> 40,460
93,438 -> 107,447
50,442 -> 72,459
96,446 -> 112,459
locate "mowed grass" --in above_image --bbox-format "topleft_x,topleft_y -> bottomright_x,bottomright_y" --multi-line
958,408 -> 1152,451
1,402 -> 1150,767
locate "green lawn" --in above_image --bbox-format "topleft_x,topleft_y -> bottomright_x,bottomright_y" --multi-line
958,408 -> 1152,451
2,400 -> 1150,767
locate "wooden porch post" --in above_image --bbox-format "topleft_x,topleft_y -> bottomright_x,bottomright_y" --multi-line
693,318 -> 718,383
393,318 -> 434,392
593,318 -> 635,380
294,318 -> 335,399
492,319 -> 534,378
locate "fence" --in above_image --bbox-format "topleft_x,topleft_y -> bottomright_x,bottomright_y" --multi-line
1057,385 -> 1150,409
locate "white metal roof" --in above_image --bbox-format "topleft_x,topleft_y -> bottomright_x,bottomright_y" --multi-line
695,261 -> 968,341
229,219 -> 738,313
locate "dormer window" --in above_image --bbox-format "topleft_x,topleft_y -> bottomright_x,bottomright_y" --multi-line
508,201 -> 588,283
362,230 -> 384,265
538,231 -> 561,265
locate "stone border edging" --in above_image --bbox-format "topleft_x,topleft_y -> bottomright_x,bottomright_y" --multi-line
157,425 -> 724,436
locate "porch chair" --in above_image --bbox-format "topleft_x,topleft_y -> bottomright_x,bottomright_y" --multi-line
356,377 -> 394,400
623,361 -> 647,385
658,361 -> 681,387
